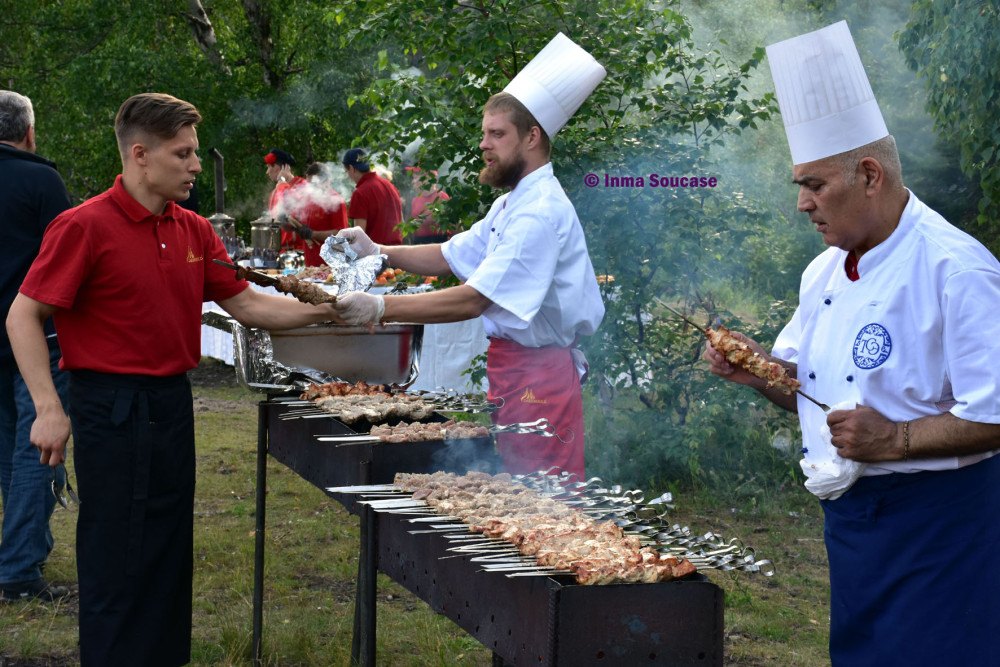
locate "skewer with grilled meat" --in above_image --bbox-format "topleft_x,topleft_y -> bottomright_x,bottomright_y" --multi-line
706,324 -> 801,395
392,471 -> 696,585
369,420 -> 491,442
235,266 -> 336,305
300,381 -> 389,400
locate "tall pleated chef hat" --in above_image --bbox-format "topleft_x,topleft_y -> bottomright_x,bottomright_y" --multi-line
503,33 -> 606,138
766,20 -> 888,165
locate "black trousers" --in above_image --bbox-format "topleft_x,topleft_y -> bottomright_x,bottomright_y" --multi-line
69,370 -> 194,667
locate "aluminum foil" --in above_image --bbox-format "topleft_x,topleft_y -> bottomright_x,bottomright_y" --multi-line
319,236 -> 388,296
230,321 -> 327,391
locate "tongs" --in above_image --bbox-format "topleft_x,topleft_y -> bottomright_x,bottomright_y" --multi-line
51,462 -> 80,509
492,418 -> 574,443
655,298 -> 831,412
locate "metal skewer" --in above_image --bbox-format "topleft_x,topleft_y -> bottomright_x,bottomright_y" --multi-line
653,298 -> 708,334
656,298 -> 832,413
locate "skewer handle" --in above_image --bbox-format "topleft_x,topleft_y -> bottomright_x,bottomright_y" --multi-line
796,388 -> 831,413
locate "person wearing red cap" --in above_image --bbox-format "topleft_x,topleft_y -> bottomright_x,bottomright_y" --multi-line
264,148 -> 307,251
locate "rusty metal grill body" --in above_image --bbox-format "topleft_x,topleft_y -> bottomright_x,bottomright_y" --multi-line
375,510 -> 724,665
262,399 -> 499,495
254,397 -> 725,666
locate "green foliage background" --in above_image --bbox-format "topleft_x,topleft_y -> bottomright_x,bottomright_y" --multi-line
2,0 -> 994,492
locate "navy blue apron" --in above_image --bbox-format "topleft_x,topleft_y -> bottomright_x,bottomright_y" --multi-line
821,453 -> 1000,666
70,370 -> 194,667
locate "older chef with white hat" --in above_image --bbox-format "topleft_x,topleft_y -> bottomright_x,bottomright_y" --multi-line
334,34 -> 606,477
706,20 -> 1000,665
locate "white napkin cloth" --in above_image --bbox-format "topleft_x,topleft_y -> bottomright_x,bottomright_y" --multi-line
799,401 -> 867,500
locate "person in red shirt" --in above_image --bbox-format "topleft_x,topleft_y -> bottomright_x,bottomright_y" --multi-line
280,162 -> 349,266
405,166 -> 452,244
6,93 -> 337,667
264,148 -> 306,251
342,148 -> 404,245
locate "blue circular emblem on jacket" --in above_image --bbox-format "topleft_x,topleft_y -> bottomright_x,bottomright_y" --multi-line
853,323 -> 891,369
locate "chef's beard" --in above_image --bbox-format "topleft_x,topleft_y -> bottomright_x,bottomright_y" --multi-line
479,154 -> 526,189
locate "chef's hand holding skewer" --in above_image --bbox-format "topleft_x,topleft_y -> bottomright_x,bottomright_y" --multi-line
336,291 -> 385,330
335,226 -> 380,258
703,330 -> 766,386
702,330 -> 799,412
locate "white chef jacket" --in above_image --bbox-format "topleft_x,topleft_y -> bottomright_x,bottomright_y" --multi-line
773,190 -> 1000,476
442,163 -> 604,348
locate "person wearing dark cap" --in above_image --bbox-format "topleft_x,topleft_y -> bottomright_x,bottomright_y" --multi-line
342,148 -> 404,246
264,148 -> 306,250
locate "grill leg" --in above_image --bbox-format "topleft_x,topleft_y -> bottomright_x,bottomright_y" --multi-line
491,652 -> 505,666
352,459 -> 376,666
252,401 -> 268,666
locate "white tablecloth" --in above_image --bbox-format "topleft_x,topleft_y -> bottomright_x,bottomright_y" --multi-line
201,288 -> 489,393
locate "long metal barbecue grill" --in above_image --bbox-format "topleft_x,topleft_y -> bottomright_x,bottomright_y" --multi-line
225,317 -> 775,666
253,395 -> 775,666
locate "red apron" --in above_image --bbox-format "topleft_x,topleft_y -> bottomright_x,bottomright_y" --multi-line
486,338 -> 585,477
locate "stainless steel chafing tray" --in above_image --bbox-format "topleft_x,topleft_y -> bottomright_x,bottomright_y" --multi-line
202,311 -> 423,392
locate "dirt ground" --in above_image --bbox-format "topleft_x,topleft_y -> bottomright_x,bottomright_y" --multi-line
189,358 -> 255,414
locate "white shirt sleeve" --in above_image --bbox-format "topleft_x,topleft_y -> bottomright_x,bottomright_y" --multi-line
465,213 -> 558,329
943,268 -> 1000,423
772,306 -> 803,364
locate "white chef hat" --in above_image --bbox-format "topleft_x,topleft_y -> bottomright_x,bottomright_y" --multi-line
766,20 -> 888,165
503,33 -> 606,138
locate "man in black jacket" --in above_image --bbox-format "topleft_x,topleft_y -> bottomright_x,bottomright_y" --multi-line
0,90 -> 73,602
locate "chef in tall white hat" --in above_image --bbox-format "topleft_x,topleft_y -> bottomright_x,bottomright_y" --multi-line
706,20 -> 1000,666
334,33 -> 607,477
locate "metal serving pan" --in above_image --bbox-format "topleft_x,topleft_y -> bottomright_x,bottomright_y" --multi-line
269,322 -> 423,385
202,312 -> 423,392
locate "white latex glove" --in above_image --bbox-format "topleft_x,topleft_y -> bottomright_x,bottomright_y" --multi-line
799,400 -> 867,501
337,291 -> 386,325
336,227 -> 380,258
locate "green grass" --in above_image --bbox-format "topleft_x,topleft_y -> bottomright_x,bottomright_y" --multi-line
0,361 -> 833,665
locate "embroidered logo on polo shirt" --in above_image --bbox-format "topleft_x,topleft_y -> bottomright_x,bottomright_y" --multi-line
520,387 -> 547,404
852,323 -> 891,369
186,246 -> 204,263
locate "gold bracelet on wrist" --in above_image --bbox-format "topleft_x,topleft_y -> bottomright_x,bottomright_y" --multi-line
902,420 -> 910,461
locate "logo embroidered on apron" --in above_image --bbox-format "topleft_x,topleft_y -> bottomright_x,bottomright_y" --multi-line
852,323 -> 891,369
520,387 -> 547,404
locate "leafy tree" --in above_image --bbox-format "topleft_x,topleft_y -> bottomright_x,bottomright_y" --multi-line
1,0 -> 372,232
898,1 -> 1000,250
345,0 -> 799,487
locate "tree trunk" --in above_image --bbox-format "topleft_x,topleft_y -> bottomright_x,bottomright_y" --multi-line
241,0 -> 281,89
185,0 -> 231,74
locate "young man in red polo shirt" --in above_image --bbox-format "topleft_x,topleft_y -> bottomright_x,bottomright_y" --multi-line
6,93 -> 337,667
342,148 -> 404,245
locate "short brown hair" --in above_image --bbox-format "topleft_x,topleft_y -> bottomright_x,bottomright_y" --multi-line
483,92 -> 550,155
114,93 -> 201,157
829,135 -> 904,192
